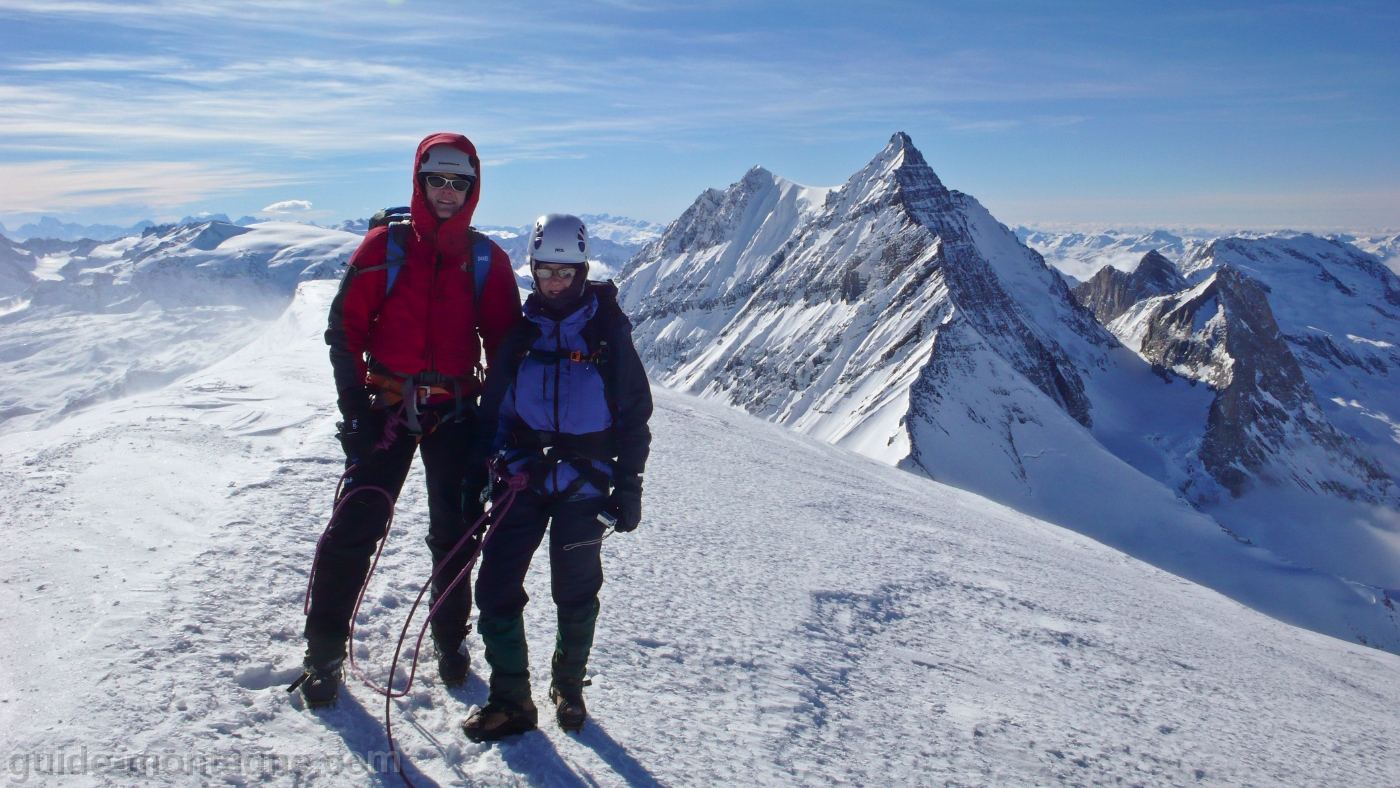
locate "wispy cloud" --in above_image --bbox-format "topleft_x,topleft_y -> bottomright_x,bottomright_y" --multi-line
12,55 -> 184,72
0,160 -> 299,214
949,120 -> 1023,133
0,1 -> 1394,226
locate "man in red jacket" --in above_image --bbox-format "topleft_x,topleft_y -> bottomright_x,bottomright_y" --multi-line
296,133 -> 522,707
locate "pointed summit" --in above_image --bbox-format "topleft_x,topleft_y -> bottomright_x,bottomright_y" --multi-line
825,132 -> 950,223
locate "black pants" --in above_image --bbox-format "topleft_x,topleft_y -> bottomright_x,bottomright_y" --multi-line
474,490 -> 607,701
304,407 -> 485,663
475,490 -> 608,618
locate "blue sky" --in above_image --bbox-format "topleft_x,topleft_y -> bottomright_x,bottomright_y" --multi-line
0,0 -> 1396,232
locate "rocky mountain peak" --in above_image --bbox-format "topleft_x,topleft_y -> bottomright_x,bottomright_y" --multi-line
820,132 -> 951,227
1072,249 -> 1187,324
1136,250 -> 1187,292
1114,263 -> 1393,503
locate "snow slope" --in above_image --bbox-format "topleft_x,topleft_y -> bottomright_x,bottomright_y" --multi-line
0,221 -> 358,434
3,280 -> 1400,786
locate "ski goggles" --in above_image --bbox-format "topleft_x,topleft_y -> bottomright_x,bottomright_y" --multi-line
423,174 -> 475,193
533,266 -> 580,281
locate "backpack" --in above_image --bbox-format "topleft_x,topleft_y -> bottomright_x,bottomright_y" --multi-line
359,206 -> 495,306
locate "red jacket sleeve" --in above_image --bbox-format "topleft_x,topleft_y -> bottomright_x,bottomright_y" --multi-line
476,242 -> 523,365
326,228 -> 389,413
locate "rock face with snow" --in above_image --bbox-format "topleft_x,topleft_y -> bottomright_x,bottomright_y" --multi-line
1104,263 -> 1392,502
1072,250 -> 1187,324
1178,235 -> 1400,484
0,235 -> 38,298
619,132 -> 1400,596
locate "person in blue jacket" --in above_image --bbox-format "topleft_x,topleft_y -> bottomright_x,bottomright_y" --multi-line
463,213 -> 652,741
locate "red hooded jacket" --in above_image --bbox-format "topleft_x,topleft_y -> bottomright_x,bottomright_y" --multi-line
325,133 -> 522,416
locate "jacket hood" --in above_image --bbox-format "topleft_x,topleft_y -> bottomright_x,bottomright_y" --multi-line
411,132 -> 481,258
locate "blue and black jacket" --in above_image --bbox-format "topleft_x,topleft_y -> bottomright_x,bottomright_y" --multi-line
474,281 -> 652,499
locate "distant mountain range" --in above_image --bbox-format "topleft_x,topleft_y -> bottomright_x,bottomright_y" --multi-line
0,220 -> 359,432
1019,226 -> 1400,284
1,213 -> 667,281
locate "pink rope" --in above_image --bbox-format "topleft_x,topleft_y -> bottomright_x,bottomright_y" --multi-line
383,471 -> 529,785
302,464 -> 396,618
302,459 -> 532,785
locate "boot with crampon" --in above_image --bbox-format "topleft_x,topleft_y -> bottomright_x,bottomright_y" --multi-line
288,656 -> 343,709
549,681 -> 589,732
435,638 -> 470,687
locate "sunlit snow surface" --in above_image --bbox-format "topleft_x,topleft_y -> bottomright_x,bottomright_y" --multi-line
2,280 -> 1399,786
0,222 -> 358,434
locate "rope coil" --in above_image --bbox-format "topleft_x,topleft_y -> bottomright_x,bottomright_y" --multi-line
300,461 -> 530,786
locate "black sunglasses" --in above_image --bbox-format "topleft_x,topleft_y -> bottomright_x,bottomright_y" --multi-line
424,174 -> 475,193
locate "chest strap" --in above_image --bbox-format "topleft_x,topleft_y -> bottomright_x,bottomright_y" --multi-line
525,348 -> 603,364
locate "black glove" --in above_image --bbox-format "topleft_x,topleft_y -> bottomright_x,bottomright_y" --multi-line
336,409 -> 385,464
462,462 -> 492,513
605,476 -> 643,533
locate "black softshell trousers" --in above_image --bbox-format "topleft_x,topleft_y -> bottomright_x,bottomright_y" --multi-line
474,488 -> 606,704
304,406 -> 485,664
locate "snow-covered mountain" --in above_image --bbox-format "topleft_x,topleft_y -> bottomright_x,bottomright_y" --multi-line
1339,232 -> 1400,275
3,216 -> 156,242
0,220 -> 358,434
1073,235 -> 1400,583
1017,227 -> 1213,283
618,133 -> 1400,631
2,279 -> 1398,786
330,217 -> 369,234
575,213 -> 665,245
1020,226 -> 1400,282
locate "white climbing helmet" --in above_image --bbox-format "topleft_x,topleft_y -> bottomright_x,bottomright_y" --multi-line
527,214 -> 590,266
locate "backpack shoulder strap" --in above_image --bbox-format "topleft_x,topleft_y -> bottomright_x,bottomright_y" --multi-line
383,221 -> 411,296
468,228 -> 494,309
581,300 -> 620,416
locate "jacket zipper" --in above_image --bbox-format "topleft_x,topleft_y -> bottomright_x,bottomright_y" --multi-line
427,251 -> 442,371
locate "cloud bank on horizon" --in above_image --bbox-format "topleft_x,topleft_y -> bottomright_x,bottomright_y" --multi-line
0,0 -> 1396,231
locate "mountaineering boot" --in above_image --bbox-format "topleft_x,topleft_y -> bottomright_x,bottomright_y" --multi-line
435,638 -> 470,687
289,633 -> 347,708
289,656 -> 344,709
461,698 -> 539,742
549,682 -> 589,733
550,600 -> 599,731
464,612 -> 536,741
